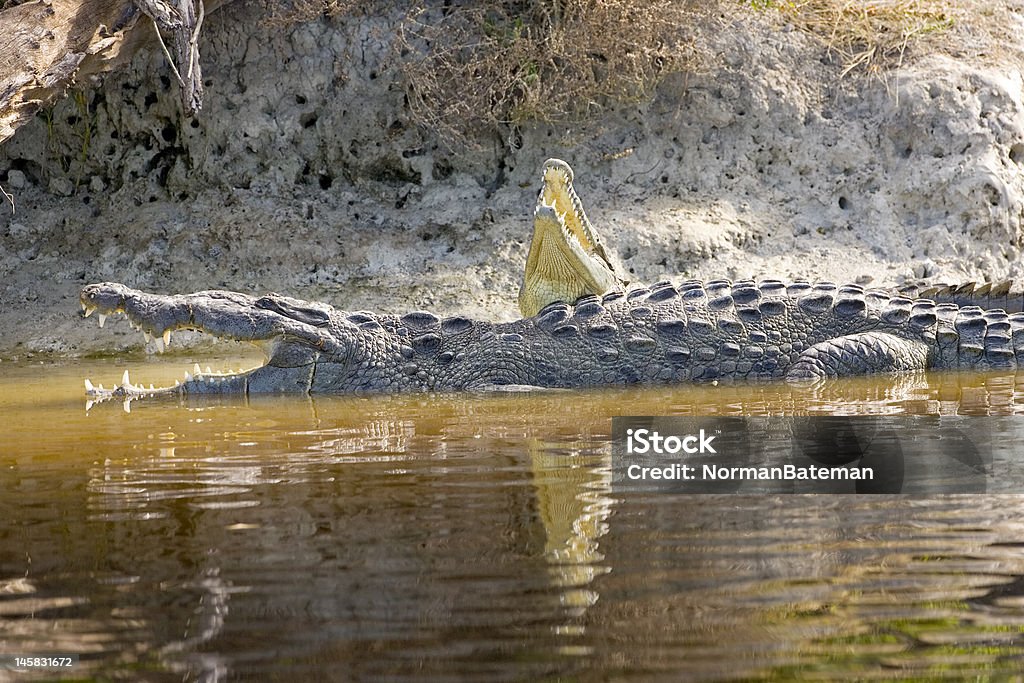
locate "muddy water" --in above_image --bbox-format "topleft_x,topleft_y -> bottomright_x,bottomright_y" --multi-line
4,356 -> 1024,680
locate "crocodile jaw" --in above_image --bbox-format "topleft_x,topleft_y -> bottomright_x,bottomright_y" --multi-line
82,365 -> 251,411
79,283 -> 311,406
540,158 -> 605,257
519,204 -> 622,317
518,159 -> 625,317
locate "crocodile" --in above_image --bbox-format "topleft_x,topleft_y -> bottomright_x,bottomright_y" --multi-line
79,159 -> 1024,400
80,275 -> 1024,399
518,161 -> 1024,318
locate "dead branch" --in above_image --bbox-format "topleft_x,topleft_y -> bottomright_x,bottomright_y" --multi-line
0,0 -> 221,147
136,0 -> 204,115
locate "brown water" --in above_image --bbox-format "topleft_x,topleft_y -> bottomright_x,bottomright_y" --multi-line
4,356 -> 1024,681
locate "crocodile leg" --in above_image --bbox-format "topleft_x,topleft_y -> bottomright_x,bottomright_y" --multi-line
785,332 -> 932,380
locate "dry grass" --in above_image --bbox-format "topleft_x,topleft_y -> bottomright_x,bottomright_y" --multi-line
755,1 -> 959,77
264,0 -> 980,146
397,1 -> 708,147
261,0 -> 696,145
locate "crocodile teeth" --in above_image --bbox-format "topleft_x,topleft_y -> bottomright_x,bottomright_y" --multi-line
123,400 -> 131,414
85,378 -> 95,392
206,366 -> 212,374
163,329 -> 171,347
144,330 -> 153,343
98,313 -> 107,328
85,400 -> 95,412
83,305 -> 95,318
154,338 -> 165,353
122,370 -> 133,390
184,371 -> 192,382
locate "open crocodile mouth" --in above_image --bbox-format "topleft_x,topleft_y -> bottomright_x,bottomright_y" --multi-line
79,282 -> 332,408
540,158 -> 608,260
519,159 -> 626,317
79,308 -> 262,411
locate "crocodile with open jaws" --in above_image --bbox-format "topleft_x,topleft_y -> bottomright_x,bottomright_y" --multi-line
80,159 -> 1024,400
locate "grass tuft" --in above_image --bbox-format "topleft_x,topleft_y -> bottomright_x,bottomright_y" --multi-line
396,0 -> 709,148
757,1 -> 958,77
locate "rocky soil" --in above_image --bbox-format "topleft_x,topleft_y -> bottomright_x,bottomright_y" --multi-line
1,1 -> 1023,357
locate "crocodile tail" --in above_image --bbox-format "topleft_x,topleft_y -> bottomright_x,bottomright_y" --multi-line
921,302 -> 1024,372
899,281 -> 1024,314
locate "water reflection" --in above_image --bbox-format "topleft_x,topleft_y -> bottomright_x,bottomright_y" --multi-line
529,439 -> 613,632
3,359 -> 1024,679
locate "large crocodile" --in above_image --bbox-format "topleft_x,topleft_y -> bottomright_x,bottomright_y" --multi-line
80,160 -> 1024,400
80,274 -> 1024,398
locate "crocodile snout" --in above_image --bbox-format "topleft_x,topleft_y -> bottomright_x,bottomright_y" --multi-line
80,282 -> 130,315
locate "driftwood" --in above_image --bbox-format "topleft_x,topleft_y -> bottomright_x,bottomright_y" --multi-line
0,0 -> 211,148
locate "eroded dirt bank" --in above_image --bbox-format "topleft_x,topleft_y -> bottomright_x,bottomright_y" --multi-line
1,2 -> 1023,357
